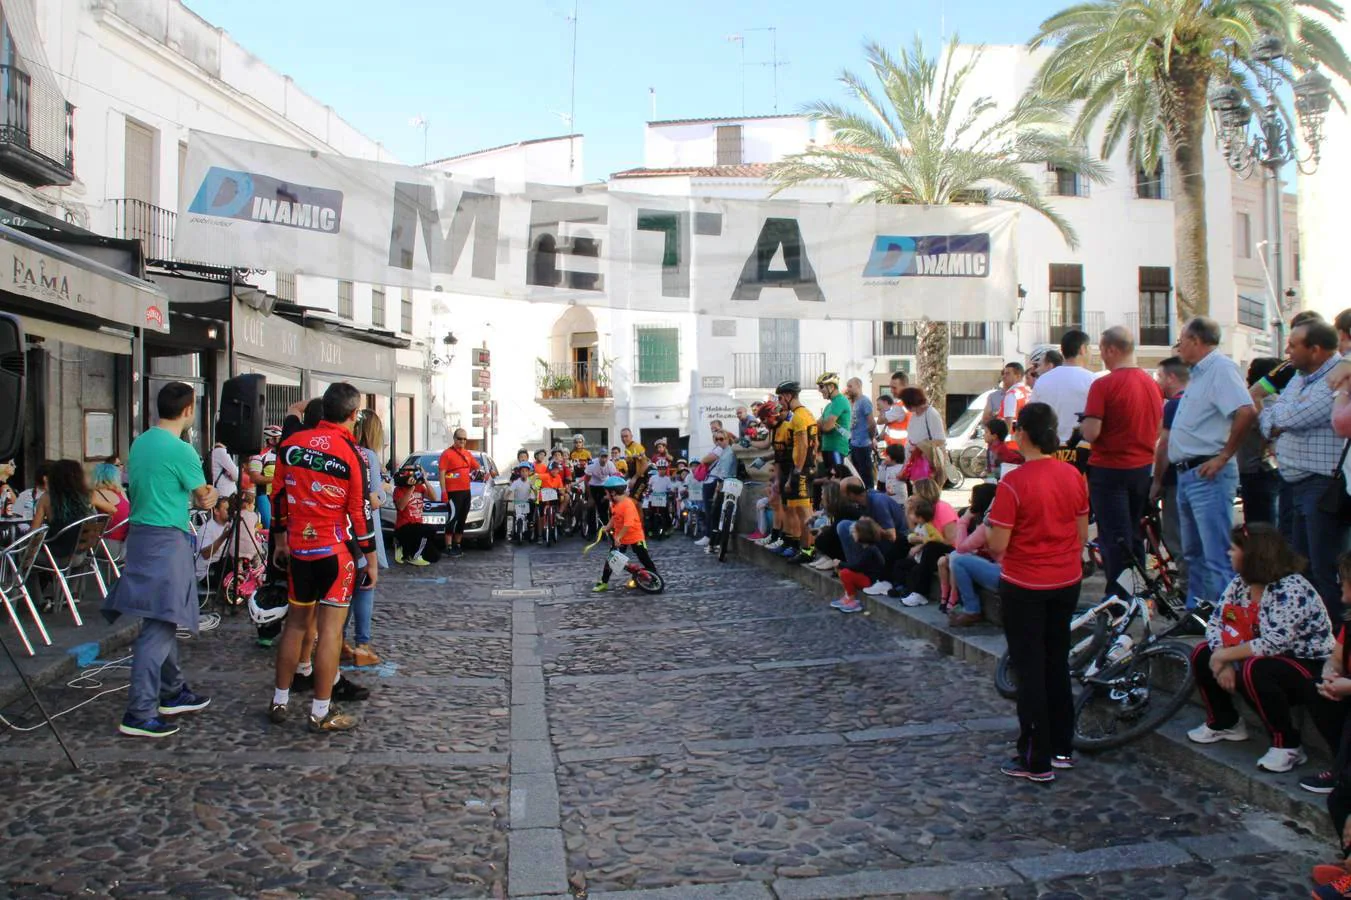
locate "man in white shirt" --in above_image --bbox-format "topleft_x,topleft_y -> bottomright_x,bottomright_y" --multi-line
1031,328 -> 1097,446
195,498 -> 233,582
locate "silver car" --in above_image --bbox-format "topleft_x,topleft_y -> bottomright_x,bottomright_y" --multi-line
381,451 -> 510,549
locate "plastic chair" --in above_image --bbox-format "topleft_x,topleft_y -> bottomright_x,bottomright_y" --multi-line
0,525 -> 51,656
29,514 -> 109,626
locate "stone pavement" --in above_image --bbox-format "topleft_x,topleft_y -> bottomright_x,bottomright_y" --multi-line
0,536 -> 1337,898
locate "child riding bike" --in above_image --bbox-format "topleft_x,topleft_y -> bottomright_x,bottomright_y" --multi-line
593,476 -> 659,593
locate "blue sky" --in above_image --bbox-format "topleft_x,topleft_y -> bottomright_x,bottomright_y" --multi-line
185,0 -> 1068,180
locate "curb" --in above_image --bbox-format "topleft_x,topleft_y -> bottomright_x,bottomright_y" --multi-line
731,536 -> 1331,836
0,614 -> 141,710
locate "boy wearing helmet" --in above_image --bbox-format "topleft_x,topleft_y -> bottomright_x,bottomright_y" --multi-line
568,435 -> 592,465
647,457 -> 673,537
594,476 -> 658,592
248,424 -> 284,527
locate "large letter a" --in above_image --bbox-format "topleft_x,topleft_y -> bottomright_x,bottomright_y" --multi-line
731,217 -> 824,303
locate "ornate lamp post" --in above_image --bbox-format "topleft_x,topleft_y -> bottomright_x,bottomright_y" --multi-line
1207,34 -> 1333,348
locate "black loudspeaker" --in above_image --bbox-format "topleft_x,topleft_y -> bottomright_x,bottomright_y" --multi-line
0,314 -> 24,462
216,373 -> 266,457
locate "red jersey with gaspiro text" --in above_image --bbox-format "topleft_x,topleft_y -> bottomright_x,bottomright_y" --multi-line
273,421 -> 376,560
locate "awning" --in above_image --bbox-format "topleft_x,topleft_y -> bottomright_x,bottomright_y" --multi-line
0,221 -> 170,333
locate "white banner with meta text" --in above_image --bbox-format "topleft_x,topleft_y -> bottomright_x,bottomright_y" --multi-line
174,131 -> 1018,322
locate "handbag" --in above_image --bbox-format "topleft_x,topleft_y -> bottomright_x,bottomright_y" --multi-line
1317,440 -> 1351,524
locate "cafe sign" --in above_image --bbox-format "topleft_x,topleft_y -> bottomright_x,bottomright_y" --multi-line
0,223 -> 170,333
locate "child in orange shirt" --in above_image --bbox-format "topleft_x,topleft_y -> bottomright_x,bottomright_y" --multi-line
594,476 -> 659,593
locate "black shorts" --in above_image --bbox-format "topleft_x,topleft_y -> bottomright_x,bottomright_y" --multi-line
444,489 -> 472,537
287,549 -> 356,609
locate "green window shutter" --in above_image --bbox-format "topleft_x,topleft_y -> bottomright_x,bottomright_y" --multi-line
637,327 -> 679,383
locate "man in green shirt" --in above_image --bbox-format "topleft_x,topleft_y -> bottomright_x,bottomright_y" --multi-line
103,382 -> 218,738
817,371 -> 852,468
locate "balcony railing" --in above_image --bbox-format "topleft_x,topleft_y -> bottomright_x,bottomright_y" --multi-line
0,65 -> 74,186
732,352 -> 826,390
1032,310 -> 1106,346
873,321 -> 1006,357
536,361 -> 613,400
111,199 -> 176,262
1125,313 -> 1172,347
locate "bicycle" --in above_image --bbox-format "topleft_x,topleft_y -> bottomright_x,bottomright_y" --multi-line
715,478 -> 744,563
565,482 -> 590,538
511,501 -> 531,544
955,445 -> 988,479
995,537 -> 1204,700
538,489 -> 560,546
582,534 -> 664,594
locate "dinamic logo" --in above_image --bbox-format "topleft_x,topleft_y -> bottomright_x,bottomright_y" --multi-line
188,167 -> 344,233
862,233 -> 991,278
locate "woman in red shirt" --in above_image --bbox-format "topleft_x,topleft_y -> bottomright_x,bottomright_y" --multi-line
438,429 -> 478,557
986,402 -> 1091,783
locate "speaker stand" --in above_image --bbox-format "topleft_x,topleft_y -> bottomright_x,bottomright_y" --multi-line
0,628 -> 79,770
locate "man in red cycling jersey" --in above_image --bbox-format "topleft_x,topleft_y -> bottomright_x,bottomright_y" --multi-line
268,383 -> 378,733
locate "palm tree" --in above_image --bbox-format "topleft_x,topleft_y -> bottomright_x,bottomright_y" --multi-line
769,36 -> 1106,417
1031,0 -> 1351,323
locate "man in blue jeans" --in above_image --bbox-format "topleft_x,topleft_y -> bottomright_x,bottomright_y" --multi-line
846,378 -> 876,488
102,382 -> 217,737
1257,320 -> 1347,619
1168,317 -> 1257,606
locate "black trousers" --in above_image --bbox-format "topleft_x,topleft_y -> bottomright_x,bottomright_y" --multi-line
889,541 -> 953,594
1191,643 -> 1327,748
395,524 -> 443,562
815,522 -> 845,561
589,486 -> 610,530
1001,580 -> 1080,773
444,489 -> 472,539
1326,701 -> 1351,855
601,542 -> 657,583
1087,464 -> 1152,597
849,447 -> 875,491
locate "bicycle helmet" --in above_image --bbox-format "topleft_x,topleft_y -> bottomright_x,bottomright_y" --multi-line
602,475 -> 628,490
263,424 -> 283,441
775,380 -> 801,396
515,461 -> 533,472
759,400 -> 780,422
655,457 -> 669,469
816,371 -> 841,389
248,581 -> 290,627
572,434 -> 585,443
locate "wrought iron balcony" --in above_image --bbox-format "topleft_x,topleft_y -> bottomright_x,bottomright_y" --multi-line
1125,313 -> 1172,347
873,321 -> 1007,357
731,352 -> 826,390
111,199 -> 176,262
0,65 -> 74,187
1031,310 -> 1106,346
536,360 -> 613,401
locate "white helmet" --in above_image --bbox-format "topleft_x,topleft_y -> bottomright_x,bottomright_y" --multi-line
248,582 -> 290,627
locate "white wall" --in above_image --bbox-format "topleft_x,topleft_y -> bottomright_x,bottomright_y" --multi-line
643,116 -> 819,168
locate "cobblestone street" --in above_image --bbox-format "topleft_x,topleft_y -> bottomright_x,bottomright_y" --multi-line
0,538 -> 1335,898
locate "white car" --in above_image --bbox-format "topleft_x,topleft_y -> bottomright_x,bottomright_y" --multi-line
380,451 -> 510,548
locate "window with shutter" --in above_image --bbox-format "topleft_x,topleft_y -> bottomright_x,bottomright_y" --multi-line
338,280 -> 354,319
635,326 -> 679,383
124,120 -> 154,203
371,287 -> 386,328
401,288 -> 413,334
715,125 -> 743,166
1137,267 -> 1171,345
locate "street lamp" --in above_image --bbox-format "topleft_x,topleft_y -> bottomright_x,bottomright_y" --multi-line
1207,34 -> 1333,349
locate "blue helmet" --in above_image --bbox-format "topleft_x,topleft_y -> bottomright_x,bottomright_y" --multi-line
602,475 -> 628,490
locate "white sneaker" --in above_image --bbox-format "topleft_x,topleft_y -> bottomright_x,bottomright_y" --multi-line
900,592 -> 930,607
754,535 -> 773,546
765,539 -> 784,550
809,556 -> 836,570
1186,720 -> 1250,744
694,537 -> 710,548
863,581 -> 893,596
1256,746 -> 1307,773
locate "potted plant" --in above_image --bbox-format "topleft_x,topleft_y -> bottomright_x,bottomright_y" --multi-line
595,356 -> 614,398
536,358 -> 554,399
552,373 -> 575,399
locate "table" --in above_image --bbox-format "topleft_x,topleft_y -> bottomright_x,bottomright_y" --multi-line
0,517 -> 28,547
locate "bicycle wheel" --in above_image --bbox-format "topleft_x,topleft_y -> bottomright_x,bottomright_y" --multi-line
1072,639 -> 1196,752
993,606 -> 1109,700
634,567 -> 664,594
718,500 -> 736,562
957,445 -> 987,479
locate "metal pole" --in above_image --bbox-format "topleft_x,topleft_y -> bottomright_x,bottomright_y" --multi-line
568,1 -> 579,174
1264,104 -> 1286,352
